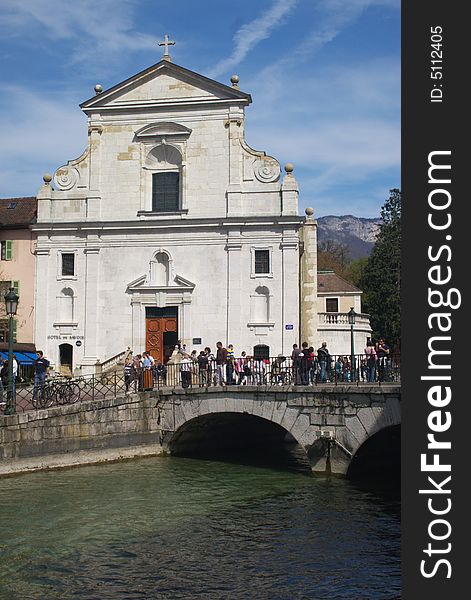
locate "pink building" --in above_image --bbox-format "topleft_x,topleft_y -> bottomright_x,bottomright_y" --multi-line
0,197 -> 37,351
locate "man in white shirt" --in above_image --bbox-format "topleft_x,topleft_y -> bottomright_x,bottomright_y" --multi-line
180,353 -> 192,388
12,354 -> 18,394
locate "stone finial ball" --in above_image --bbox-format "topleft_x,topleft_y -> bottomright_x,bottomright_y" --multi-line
284,163 -> 294,173
305,207 -> 314,216
230,75 -> 240,85
94,84 -> 103,93
43,173 -> 52,183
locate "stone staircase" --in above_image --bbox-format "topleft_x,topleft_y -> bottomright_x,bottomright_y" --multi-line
95,347 -> 132,375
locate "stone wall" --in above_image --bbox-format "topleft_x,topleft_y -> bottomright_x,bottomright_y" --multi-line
0,392 -> 161,462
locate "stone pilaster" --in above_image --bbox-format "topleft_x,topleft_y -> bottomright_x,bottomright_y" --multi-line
300,208 -> 318,346
87,124 -> 102,219
34,247 -> 50,357
280,238 -> 299,355
227,111 -> 243,185
225,238 -> 243,347
131,297 -> 143,354
82,246 -> 100,369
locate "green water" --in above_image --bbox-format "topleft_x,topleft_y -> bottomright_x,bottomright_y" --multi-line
0,454 -> 400,599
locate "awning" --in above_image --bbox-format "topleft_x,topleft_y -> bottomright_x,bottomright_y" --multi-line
0,351 -> 38,364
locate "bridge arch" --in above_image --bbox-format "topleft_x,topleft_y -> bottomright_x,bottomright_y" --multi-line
162,394 -> 310,461
169,412 -> 302,459
156,387 -> 401,476
346,424 -> 401,479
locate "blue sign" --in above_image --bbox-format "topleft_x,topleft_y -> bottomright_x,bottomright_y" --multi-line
285,324 -> 294,330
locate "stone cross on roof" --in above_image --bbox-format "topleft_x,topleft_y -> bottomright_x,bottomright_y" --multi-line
158,34 -> 175,61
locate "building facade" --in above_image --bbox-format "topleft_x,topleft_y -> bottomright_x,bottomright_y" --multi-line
33,57 -> 308,373
0,197 -> 37,348
316,270 -> 372,355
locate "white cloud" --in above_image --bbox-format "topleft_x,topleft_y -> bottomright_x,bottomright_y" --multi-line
243,49 -> 400,217
208,0 -> 297,78
0,0 -> 156,68
260,0 -> 399,78
0,85 -> 86,196
245,57 -> 399,170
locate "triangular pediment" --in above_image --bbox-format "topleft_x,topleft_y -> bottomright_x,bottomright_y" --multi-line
127,272 -> 195,291
80,60 -> 251,112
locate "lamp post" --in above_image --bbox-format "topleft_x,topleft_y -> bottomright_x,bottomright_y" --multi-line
3,287 -> 19,415
347,307 -> 356,382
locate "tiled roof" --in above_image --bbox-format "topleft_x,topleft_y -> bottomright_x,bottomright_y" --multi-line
317,271 -> 361,293
0,197 -> 37,227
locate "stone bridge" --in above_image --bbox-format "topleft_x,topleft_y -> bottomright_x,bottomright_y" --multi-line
1,384 -> 401,477
157,384 -> 401,475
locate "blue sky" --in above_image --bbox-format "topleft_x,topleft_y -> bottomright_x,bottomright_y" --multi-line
0,0 -> 400,218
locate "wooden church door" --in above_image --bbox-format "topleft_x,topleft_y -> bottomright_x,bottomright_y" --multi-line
146,317 -> 177,363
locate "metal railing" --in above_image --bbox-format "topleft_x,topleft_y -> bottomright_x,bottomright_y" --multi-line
318,312 -> 371,326
0,371 -> 126,415
0,354 -> 400,415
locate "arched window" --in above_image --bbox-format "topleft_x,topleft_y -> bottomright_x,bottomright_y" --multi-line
57,287 -> 74,322
146,144 -> 182,213
251,285 -> 270,323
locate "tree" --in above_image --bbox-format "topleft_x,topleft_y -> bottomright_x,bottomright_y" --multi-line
317,240 -> 351,273
359,189 -> 401,347
343,257 -> 368,288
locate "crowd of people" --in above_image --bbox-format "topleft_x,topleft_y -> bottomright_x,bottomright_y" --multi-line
123,337 -> 395,392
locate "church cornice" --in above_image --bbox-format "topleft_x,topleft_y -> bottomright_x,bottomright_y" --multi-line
80,60 -> 252,113
31,215 -> 304,233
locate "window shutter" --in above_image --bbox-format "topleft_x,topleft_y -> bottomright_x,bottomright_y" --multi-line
5,240 -> 13,260
12,280 -> 20,296
12,318 -> 17,342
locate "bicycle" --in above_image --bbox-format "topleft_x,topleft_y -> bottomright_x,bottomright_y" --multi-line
32,377 -> 81,409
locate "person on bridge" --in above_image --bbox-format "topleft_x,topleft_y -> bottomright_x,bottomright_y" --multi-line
299,342 -> 310,385
197,350 -> 209,387
234,351 -> 246,385
364,339 -> 377,382
33,351 -> 50,400
226,344 -> 235,385
317,342 -> 331,383
291,344 -> 301,385
142,353 -> 153,390
376,339 -> 390,382
180,353 -> 192,388
215,342 -> 228,385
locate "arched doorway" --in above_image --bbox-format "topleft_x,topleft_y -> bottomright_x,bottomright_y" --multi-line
59,343 -> 73,375
253,344 -> 270,360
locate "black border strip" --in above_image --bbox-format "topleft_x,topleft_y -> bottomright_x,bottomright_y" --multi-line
402,2 -> 466,596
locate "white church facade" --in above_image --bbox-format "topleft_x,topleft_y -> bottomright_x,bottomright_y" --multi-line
33,53 -> 319,374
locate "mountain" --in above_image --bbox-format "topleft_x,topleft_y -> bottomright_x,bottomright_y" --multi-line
317,215 -> 381,260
